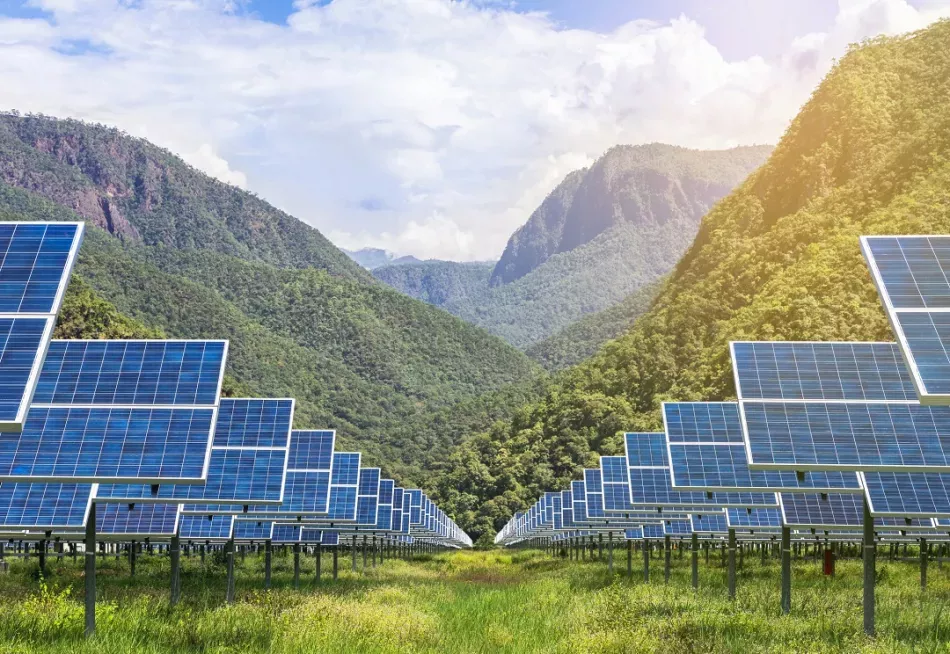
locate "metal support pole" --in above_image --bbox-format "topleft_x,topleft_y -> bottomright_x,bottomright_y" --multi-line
643,539 -> 650,582
727,528 -> 736,601
84,502 -> 96,638
691,532 -> 699,590
598,533 -> 603,560
333,547 -> 339,580
781,526 -> 791,614
363,535 -> 368,571
921,538 -> 928,590
265,539 -> 272,589
170,534 -> 181,607
373,538 -> 378,567
316,543 -> 322,583
608,532 -> 614,573
38,539 -> 46,575
351,537 -> 357,573
664,535 -> 671,583
863,497 -> 875,636
130,542 -> 137,577
292,543 -> 300,589
626,540 -> 632,578
226,538 -> 236,604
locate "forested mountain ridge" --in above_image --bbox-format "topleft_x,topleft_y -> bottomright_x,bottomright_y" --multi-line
433,21 -> 950,542
0,114 -> 542,486
0,113 -> 365,277
490,144 -> 772,286
374,145 -> 769,351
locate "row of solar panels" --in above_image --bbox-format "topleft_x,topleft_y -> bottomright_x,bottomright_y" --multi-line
497,235 -> 950,546
0,222 -> 471,549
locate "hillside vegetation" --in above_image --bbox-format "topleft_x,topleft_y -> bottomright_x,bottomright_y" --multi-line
376,145 -> 769,350
0,115 -> 542,486
433,21 -> 950,540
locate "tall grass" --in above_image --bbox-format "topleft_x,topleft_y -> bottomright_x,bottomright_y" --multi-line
0,545 -> 947,652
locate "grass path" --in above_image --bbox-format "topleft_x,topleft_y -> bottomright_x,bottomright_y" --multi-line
0,546 -> 949,652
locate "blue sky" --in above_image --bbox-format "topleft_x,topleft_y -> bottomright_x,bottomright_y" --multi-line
1,0 -> 948,259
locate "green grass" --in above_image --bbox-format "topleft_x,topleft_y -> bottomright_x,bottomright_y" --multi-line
0,546 -> 949,652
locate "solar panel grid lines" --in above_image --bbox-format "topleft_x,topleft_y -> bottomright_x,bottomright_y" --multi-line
730,340 -> 918,402
355,468 -> 380,526
95,397 -> 293,505
725,507 -> 782,530
233,519 -> 272,541
861,235 -> 950,403
690,511 -> 728,534
179,514 -> 235,541
778,492 -> 864,529
860,470 -> 950,518
0,338 -> 228,483
664,520 -> 692,537
96,502 -> 181,538
0,481 -> 96,529
0,222 -> 84,432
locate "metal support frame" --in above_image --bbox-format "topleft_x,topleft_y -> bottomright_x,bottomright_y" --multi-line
643,539 -> 650,582
664,535 -> 671,583
293,542 -> 301,590
226,537 -> 236,604
863,497 -> 875,636
316,543 -> 322,583
84,502 -> 96,638
781,526 -> 791,614
691,532 -> 699,590
627,540 -> 632,578
265,539 -> 272,589
333,547 -> 339,580
921,538 -> 928,590
351,537 -> 357,573
608,532 -> 614,573
727,528 -> 736,601
170,534 -> 181,607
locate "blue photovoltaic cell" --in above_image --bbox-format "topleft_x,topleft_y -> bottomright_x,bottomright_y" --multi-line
625,432 -> 668,468
0,482 -> 93,528
97,503 -> 180,536
663,403 -> 744,443
742,401 -> 950,471
271,524 -> 300,543
300,529 -> 339,544
937,519 -> 950,528
0,223 -> 81,314
358,468 -> 381,496
379,479 -> 394,506
862,471 -> 950,517
731,341 -> 916,402
375,504 -> 393,531
332,452 -> 360,485
327,486 -> 357,520
862,236 -> 950,402
0,407 -> 215,481
664,520 -> 691,536
643,524 -> 665,539
356,495 -> 378,525
34,341 -> 226,406
584,468 -> 602,494
668,441 -> 862,493
690,512 -> 727,533
726,508 -> 781,529
179,514 -> 234,540
212,399 -> 293,448
624,527 -> 644,540
0,318 -> 48,424
96,398 -> 292,504
234,520 -> 272,540
780,493 -> 862,528
287,430 -> 335,470
278,471 -> 331,514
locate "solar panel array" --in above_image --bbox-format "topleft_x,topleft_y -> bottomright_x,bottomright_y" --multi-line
0,221 -> 472,555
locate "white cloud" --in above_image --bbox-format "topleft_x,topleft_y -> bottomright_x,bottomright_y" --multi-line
2,0 -> 949,260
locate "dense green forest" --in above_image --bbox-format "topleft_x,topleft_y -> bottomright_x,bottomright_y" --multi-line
0,115 -> 542,486
525,278 -> 664,370
432,21 -> 950,542
375,145 -> 769,349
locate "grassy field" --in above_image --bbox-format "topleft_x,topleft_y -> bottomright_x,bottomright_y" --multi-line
0,545 -> 948,652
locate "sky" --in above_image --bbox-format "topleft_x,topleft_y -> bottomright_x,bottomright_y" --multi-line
1,0 -> 948,261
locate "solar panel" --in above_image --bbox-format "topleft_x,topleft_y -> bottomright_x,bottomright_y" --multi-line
731,341 -> 916,402
300,528 -> 340,544
779,493 -> 863,529
861,471 -> 950,517
96,398 -> 293,504
726,508 -> 782,530
0,339 -> 227,482
355,468 -> 380,526
664,520 -> 691,536
643,524 -> 665,539
741,401 -> 950,472
179,514 -> 234,540
0,223 -> 84,432
272,524 -> 300,543
233,520 -> 272,540
0,482 -> 94,529
202,430 -> 336,518
690,512 -> 728,534
96,503 -> 181,537
862,236 -> 950,403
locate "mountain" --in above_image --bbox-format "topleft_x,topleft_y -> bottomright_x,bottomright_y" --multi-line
525,278 -> 664,370
374,145 -> 769,351
345,247 -> 425,270
433,20 -> 950,541
0,112 -> 542,486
